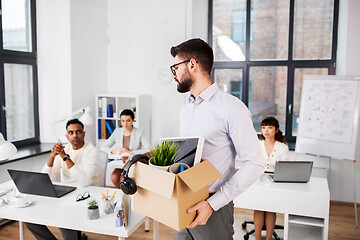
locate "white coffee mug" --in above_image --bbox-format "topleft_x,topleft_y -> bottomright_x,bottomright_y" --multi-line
14,195 -> 28,207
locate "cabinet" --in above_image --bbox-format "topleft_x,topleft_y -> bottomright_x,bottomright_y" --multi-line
95,94 -> 151,147
287,214 -> 327,239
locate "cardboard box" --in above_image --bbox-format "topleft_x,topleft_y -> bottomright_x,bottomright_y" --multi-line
130,159 -> 222,231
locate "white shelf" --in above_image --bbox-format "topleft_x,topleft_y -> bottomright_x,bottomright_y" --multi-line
288,214 -> 325,227
98,117 -> 116,120
288,223 -> 323,240
95,94 -> 151,146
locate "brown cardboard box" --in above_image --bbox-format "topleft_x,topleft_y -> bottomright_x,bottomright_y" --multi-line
130,159 -> 222,231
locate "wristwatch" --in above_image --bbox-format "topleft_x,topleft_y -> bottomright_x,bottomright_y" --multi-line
63,154 -> 70,161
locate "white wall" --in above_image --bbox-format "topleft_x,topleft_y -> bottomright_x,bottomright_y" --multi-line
37,0 -> 107,144
332,0 -> 360,203
70,0 -> 108,143
106,0 -> 207,144
37,0 -> 72,143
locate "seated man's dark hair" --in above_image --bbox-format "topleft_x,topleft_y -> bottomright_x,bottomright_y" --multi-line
120,109 -> 135,120
170,38 -> 214,75
66,118 -> 84,129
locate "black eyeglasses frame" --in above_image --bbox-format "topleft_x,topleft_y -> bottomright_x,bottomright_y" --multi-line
76,191 -> 90,202
170,59 -> 191,75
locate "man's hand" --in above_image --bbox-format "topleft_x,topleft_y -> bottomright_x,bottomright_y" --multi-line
112,148 -> 132,155
48,143 -> 65,167
51,143 -> 66,158
186,200 -> 214,229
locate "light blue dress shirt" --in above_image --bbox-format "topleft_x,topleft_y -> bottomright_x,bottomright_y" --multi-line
179,83 -> 265,211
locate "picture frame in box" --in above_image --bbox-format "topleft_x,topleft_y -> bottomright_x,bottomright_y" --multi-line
159,136 -> 204,167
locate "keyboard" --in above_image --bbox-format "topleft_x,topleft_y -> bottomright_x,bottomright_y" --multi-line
53,184 -> 76,197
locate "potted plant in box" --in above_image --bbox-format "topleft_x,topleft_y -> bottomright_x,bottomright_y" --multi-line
87,199 -> 100,220
148,140 -> 179,170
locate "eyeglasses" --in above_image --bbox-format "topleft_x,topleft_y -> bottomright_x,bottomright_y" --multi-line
76,191 -> 90,202
170,60 -> 190,76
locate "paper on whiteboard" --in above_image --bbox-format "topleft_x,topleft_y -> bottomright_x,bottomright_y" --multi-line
299,79 -> 358,143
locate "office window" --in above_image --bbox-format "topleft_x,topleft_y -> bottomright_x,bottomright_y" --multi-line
213,0 -> 247,61
232,9 -> 253,44
209,0 -> 338,144
250,0 -> 289,60
2,0 -> 32,52
293,0 -> 334,60
214,69 -> 243,99
249,66 -> 287,133
0,0 -> 39,145
232,10 -> 246,43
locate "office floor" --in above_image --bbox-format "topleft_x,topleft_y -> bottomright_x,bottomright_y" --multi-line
0,202 -> 359,240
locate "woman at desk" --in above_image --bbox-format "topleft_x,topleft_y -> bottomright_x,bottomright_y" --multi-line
102,109 -> 150,188
254,116 -> 289,240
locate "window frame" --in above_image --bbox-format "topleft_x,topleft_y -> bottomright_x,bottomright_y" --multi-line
0,0 -> 39,146
208,0 -> 339,145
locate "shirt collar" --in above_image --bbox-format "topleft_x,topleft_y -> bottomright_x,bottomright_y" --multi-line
188,82 -> 219,104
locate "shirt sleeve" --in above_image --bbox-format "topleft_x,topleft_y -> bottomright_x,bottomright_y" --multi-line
41,155 -> 62,182
207,101 -> 265,211
132,130 -> 151,155
68,146 -> 100,187
280,143 -> 290,161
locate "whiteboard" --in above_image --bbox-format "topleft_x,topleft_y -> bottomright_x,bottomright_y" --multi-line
296,75 -> 360,160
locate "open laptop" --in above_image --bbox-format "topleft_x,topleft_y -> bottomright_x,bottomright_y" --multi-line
8,169 -> 76,198
268,161 -> 313,183
160,136 -> 204,167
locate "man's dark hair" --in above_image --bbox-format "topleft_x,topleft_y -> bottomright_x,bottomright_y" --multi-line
66,118 -> 84,129
120,109 -> 135,120
170,38 -> 214,75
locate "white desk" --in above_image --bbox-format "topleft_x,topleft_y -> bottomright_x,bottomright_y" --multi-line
234,175 -> 330,240
0,181 -> 157,240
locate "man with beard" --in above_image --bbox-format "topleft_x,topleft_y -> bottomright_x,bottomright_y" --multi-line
170,38 -> 265,240
25,118 -> 99,240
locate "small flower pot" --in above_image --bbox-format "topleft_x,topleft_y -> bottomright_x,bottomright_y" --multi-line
87,207 -> 100,220
149,158 -> 170,171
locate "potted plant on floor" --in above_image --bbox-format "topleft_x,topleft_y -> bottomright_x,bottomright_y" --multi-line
87,199 -> 100,220
148,140 -> 179,170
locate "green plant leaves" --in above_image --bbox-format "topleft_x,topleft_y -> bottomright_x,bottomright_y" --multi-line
151,140 -> 179,166
88,199 -> 98,209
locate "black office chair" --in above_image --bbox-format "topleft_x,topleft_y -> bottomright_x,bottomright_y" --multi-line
241,220 -> 284,240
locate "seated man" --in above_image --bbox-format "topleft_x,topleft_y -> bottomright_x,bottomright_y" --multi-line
25,118 -> 100,240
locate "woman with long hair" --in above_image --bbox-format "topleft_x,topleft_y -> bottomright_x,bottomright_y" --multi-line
254,116 -> 289,240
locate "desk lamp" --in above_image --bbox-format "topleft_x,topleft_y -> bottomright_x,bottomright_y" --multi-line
0,133 -> 17,160
52,107 -> 93,142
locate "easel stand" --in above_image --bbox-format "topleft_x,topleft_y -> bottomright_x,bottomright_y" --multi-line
350,160 -> 358,228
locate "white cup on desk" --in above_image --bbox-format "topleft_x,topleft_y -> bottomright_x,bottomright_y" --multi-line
14,195 -> 28,207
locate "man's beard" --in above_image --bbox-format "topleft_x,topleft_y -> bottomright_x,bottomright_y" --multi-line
177,70 -> 193,93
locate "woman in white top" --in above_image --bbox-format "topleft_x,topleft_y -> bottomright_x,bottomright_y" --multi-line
254,116 -> 289,240
102,109 -> 150,188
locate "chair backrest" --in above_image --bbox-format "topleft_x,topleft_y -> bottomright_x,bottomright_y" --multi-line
99,150 -> 108,187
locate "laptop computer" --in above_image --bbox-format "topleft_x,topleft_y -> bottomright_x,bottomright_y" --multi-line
8,169 -> 77,198
268,161 -> 313,183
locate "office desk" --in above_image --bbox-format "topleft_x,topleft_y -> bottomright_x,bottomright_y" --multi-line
0,181 -> 157,240
234,175 -> 330,240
